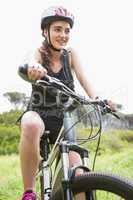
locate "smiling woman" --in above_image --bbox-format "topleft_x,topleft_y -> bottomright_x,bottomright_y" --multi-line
18,5 -> 98,200
40,6 -> 74,52
0,1 -> 132,200
48,21 -> 71,50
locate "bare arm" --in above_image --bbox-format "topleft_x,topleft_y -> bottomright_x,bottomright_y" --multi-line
70,48 -> 96,99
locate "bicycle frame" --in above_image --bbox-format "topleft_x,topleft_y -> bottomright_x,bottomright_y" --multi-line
38,111 -> 90,200
35,76 -> 121,200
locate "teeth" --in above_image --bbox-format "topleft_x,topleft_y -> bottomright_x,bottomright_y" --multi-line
57,41 -> 66,44
60,42 -> 65,44
56,40 -> 66,47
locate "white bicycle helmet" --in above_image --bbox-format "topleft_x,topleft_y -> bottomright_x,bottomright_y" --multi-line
41,6 -> 74,30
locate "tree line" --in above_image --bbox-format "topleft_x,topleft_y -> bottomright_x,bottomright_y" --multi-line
3,91 -> 29,110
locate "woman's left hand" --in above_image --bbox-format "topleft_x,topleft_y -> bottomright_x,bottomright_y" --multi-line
105,100 -> 117,112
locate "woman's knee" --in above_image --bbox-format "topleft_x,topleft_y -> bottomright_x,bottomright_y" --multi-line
21,111 -> 45,138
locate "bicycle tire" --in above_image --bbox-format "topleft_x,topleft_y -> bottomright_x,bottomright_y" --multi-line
51,172 -> 133,200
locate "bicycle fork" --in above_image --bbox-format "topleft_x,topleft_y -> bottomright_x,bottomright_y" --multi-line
39,133 -> 51,200
60,141 -> 73,200
40,161 -> 51,200
60,141 -> 90,200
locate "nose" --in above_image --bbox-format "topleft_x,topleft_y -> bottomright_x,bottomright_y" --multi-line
60,30 -> 66,38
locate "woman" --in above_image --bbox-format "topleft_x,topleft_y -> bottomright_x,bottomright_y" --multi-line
18,6 -> 115,200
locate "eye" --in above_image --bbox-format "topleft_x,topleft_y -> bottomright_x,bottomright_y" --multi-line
65,28 -> 70,34
54,27 -> 62,33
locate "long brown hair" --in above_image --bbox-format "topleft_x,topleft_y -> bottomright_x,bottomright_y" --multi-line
39,40 -> 52,68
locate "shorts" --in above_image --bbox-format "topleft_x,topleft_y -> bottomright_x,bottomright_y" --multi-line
38,109 -> 64,158
40,115 -> 63,144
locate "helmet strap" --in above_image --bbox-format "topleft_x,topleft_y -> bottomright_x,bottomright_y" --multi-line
47,25 -> 61,52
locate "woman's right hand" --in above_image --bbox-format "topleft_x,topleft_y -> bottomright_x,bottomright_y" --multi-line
27,63 -> 47,81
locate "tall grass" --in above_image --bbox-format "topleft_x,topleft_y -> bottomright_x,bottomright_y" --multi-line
0,155 -> 22,200
0,129 -> 133,200
1,147 -> 133,200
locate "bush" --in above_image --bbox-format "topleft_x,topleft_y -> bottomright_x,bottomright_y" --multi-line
100,133 -> 124,153
117,130 -> 133,143
0,125 -> 20,155
0,109 -> 23,125
84,129 -> 133,156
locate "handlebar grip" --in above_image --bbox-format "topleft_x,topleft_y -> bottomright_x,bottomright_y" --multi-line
100,100 -> 120,119
41,75 -> 50,82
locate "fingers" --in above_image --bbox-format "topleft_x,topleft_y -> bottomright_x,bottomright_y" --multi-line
27,63 -> 47,81
106,100 -> 117,112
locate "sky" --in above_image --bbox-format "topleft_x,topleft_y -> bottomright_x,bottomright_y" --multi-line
0,0 -> 133,114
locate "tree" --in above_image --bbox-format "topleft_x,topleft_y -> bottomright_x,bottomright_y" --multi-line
3,91 -> 29,110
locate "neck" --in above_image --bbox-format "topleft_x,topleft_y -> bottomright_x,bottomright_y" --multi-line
51,49 -> 62,60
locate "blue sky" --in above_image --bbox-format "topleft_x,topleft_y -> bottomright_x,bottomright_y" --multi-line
0,0 -> 133,113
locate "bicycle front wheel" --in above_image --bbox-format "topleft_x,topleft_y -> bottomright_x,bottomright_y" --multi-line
51,172 -> 133,200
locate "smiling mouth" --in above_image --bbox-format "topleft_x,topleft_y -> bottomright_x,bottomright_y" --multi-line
56,40 -> 67,45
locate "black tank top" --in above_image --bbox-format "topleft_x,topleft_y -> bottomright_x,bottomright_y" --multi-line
30,50 -> 74,109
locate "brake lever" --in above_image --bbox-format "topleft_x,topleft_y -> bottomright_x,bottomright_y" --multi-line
105,106 -> 120,119
44,75 -> 65,88
36,80 -> 51,87
98,100 -> 120,119
36,75 -> 64,87
111,112 -> 120,119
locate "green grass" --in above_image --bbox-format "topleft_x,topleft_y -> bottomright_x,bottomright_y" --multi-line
1,129 -> 133,200
95,147 -> 133,179
1,148 -> 133,200
0,155 -> 22,200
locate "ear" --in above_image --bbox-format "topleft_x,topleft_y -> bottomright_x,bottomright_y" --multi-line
42,29 -> 48,38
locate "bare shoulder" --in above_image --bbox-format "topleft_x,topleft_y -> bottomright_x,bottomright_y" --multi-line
67,47 -> 81,69
34,48 -> 43,64
67,47 -> 77,55
66,47 -> 78,69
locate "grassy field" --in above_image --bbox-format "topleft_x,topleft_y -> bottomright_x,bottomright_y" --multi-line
0,129 -> 133,199
95,147 -> 133,179
1,147 -> 133,200
0,155 -> 22,200
1,110 -> 133,199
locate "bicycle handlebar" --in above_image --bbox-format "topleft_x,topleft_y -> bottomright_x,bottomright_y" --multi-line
35,75 -> 120,119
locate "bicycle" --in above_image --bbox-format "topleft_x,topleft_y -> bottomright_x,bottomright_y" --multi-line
35,75 -> 133,200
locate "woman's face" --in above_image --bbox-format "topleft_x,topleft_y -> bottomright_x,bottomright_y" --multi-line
44,21 -> 71,50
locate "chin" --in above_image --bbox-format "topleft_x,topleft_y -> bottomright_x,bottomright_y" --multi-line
55,46 -> 65,51
57,43 -> 67,49
60,45 -> 66,49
